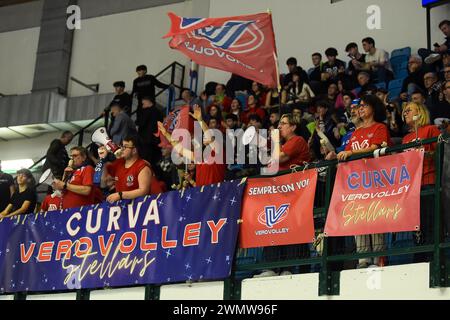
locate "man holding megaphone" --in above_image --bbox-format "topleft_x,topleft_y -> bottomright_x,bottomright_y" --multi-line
104,134 -> 152,203
52,146 -> 95,209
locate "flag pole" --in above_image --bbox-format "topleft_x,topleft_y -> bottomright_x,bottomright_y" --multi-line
267,9 -> 282,111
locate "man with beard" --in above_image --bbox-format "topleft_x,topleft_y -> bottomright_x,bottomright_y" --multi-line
105,135 -> 152,203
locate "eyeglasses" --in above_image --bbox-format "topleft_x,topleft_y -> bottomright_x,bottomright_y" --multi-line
278,121 -> 290,126
359,103 -> 370,108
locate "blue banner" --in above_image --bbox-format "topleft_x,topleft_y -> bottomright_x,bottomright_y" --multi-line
0,180 -> 245,293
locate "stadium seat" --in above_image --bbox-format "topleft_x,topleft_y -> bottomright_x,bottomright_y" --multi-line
386,232 -> 414,265
387,78 -> 405,101
388,78 -> 404,88
234,248 -> 263,279
391,56 -> 409,75
390,54 -> 409,65
375,82 -> 387,90
395,68 -> 409,80
391,47 -> 411,58
235,92 -> 248,111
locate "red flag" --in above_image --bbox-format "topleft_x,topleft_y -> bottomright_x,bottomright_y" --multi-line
164,12 -> 279,88
324,151 -> 424,236
239,170 -> 317,248
157,105 -> 193,148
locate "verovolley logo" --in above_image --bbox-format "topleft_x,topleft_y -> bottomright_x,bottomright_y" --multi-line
190,20 -> 265,54
179,17 -> 207,30
257,204 -> 290,228
166,109 -> 181,132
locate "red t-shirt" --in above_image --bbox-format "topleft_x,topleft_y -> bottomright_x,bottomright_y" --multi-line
221,96 -> 232,113
107,158 -> 148,192
92,186 -> 104,204
345,122 -> 391,151
41,194 -> 62,212
150,178 -> 167,194
279,135 -> 310,171
62,165 -> 95,209
402,125 -> 440,185
241,106 -> 266,125
196,150 -> 226,187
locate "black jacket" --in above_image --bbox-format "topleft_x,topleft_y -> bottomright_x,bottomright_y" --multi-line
401,68 -> 426,93
42,139 -> 69,179
109,92 -> 133,115
131,75 -> 169,103
135,106 -> 164,145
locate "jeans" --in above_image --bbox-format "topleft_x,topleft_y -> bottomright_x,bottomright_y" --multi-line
355,234 -> 385,265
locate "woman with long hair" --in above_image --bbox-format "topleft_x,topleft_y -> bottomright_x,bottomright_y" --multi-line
241,94 -> 266,126
205,104 -> 223,124
281,71 -> 315,106
328,94 -> 391,268
336,94 -> 389,160
250,81 -> 267,107
402,102 -> 441,262
402,102 -> 441,185
0,169 -> 37,218
229,98 -> 244,127
309,100 -> 341,160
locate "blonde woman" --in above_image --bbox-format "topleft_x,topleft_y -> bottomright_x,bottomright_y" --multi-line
401,102 -> 441,262
402,102 -> 441,185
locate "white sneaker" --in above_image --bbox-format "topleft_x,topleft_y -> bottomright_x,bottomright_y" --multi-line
253,270 -> 278,278
356,262 -> 369,269
279,270 -> 292,276
425,53 -> 441,64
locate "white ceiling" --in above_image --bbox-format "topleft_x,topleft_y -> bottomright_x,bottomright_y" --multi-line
0,119 -> 105,141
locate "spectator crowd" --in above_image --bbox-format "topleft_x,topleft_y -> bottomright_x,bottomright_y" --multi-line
1,20 -> 449,272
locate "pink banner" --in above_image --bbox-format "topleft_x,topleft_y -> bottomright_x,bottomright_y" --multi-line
325,151 -> 424,236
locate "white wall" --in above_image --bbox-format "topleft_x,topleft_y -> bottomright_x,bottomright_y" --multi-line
0,132 -> 61,163
89,287 -> 146,300
0,27 -> 40,95
68,2 -> 194,97
160,281 -> 224,300
242,263 -> 450,300
431,2 -> 450,45
2,262 -> 449,300
204,0 -> 449,85
0,1 -> 448,96
26,292 -> 77,300
241,263 -> 450,300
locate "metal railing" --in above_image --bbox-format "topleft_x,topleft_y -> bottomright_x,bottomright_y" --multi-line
225,134 -> 450,298
29,61 -> 185,172
11,134 -> 450,300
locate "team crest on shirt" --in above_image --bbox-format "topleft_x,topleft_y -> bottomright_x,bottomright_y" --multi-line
126,175 -> 134,187
351,139 -> 370,150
